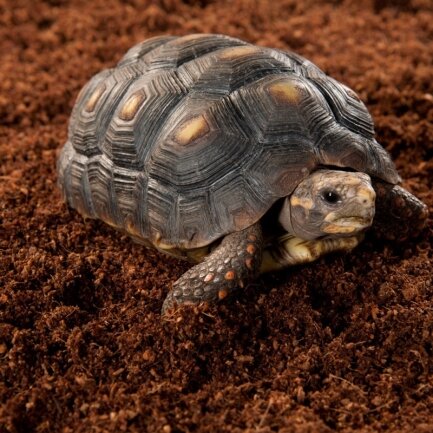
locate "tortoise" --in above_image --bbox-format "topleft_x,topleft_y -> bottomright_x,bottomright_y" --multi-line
57,34 -> 428,313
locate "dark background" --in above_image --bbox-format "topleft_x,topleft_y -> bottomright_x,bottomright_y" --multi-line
1,0 -> 432,432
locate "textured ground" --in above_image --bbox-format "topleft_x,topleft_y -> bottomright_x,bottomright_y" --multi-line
1,0 -> 433,432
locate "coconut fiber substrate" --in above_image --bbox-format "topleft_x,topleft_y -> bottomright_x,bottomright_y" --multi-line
1,0 -> 433,432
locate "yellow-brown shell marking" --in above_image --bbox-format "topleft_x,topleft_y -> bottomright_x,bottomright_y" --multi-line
119,91 -> 146,121
85,83 -> 106,113
268,80 -> 301,105
172,34 -> 211,45
218,45 -> 262,60
175,115 -> 210,145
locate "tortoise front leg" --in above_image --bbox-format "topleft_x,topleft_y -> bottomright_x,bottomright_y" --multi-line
260,234 -> 364,273
372,180 -> 428,241
162,223 -> 263,313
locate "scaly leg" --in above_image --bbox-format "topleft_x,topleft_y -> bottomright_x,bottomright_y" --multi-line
162,223 -> 263,313
260,233 -> 364,273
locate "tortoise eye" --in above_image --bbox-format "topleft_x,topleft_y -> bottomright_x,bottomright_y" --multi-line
322,190 -> 341,204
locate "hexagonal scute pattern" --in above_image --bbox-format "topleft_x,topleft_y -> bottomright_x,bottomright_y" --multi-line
57,34 -> 400,253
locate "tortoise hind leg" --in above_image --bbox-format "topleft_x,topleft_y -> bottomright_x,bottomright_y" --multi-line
372,180 -> 428,241
162,223 -> 263,313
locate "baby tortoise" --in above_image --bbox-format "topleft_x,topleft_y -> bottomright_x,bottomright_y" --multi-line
57,34 -> 428,313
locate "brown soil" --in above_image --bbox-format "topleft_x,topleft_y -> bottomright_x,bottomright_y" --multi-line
1,0 -> 433,432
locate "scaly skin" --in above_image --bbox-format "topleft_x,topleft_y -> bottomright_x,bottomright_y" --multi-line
260,233 -> 363,273
372,180 -> 428,241
162,223 -> 263,313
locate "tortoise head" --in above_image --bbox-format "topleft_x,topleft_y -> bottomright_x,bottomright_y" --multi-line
279,169 -> 376,240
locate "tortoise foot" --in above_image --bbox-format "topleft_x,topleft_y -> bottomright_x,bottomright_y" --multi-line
162,223 -> 263,314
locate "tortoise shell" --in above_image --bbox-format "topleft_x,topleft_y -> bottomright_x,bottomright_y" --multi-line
57,33 -> 400,251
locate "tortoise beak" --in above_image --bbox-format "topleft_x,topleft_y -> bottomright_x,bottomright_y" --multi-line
322,215 -> 374,234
